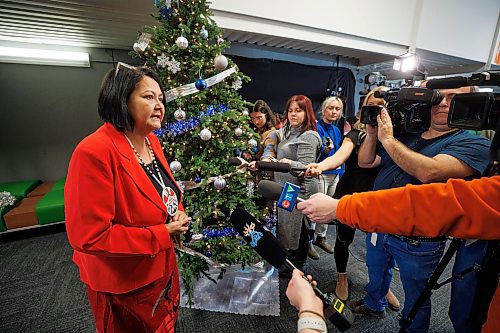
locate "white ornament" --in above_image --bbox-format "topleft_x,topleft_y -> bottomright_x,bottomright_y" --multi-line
217,37 -> 225,44
174,107 -> 186,121
199,128 -> 212,141
176,36 -> 189,49
231,76 -> 242,90
192,233 -> 204,241
170,160 -> 182,172
248,139 -> 258,147
242,109 -> 249,116
199,26 -> 208,39
133,32 -> 152,52
165,56 -> 180,74
157,53 -> 169,68
246,180 -> 255,197
214,177 -> 226,190
234,127 -> 243,136
213,54 -> 228,70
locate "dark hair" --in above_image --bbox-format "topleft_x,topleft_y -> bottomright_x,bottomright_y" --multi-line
250,99 -> 279,133
98,65 -> 167,132
283,95 -> 317,133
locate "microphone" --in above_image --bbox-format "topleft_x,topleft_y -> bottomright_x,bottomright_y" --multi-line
228,157 -> 247,167
229,207 -> 354,332
255,161 -> 307,173
426,76 -> 468,89
258,180 -> 305,203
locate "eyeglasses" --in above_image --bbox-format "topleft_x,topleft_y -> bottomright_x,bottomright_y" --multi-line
114,62 -> 142,78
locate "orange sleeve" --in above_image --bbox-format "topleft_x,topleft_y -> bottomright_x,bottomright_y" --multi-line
337,176 -> 500,239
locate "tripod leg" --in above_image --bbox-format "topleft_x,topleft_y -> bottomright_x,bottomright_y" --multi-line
399,238 -> 464,333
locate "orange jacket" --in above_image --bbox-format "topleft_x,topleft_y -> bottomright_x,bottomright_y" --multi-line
65,123 -> 184,294
337,176 -> 500,333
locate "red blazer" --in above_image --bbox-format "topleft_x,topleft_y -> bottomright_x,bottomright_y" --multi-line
65,123 -> 184,294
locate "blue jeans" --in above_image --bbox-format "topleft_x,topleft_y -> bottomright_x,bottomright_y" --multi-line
449,240 -> 488,333
364,233 -> 445,333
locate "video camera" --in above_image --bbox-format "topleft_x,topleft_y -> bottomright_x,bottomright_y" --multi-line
360,87 -> 442,134
426,70 -> 500,162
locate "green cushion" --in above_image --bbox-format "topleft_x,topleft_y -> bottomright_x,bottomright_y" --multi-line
35,189 -> 65,225
52,177 -> 66,191
0,180 -> 42,200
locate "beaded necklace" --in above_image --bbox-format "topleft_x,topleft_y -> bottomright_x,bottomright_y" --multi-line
124,135 -> 178,216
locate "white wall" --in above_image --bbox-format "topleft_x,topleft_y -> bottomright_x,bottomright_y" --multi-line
211,0 -> 500,62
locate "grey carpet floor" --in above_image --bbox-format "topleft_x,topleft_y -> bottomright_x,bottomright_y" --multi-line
0,224 -> 455,333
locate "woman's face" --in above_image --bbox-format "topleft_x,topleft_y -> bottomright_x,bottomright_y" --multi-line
323,99 -> 342,123
250,111 -> 267,129
287,101 -> 306,128
127,76 -> 165,134
365,94 -> 385,106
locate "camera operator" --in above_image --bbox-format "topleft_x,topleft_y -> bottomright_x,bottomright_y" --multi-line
296,175 -> 499,333
351,86 -> 491,333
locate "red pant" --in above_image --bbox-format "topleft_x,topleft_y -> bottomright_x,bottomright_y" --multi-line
86,272 -> 180,333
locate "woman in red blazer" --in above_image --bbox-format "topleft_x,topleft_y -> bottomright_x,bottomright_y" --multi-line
65,63 -> 190,333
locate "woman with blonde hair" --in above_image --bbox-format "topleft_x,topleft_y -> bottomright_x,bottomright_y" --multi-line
305,86 -> 399,309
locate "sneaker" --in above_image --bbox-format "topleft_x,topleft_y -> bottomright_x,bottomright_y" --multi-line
308,241 -> 320,260
386,289 -> 400,311
314,236 -> 334,254
347,299 -> 386,319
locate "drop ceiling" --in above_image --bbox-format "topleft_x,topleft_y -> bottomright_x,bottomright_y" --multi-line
0,0 -> 489,77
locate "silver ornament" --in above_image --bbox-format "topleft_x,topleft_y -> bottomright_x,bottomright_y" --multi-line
234,127 -> 243,136
242,109 -> 249,116
199,26 -> 208,39
213,54 -> 228,70
174,107 -> 186,121
248,139 -> 258,147
175,36 -> 189,49
199,128 -> 212,141
169,160 -> 182,172
214,177 -> 226,189
134,32 -> 152,52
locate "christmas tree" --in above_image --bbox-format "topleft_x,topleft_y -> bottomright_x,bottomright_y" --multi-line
131,0 -> 268,303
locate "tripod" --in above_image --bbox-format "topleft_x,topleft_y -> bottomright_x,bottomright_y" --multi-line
398,238 -> 481,333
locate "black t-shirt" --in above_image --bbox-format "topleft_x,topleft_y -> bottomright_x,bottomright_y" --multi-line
333,129 -> 380,198
141,160 -> 180,206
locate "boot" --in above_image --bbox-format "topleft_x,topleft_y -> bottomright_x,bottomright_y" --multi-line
308,241 -> 320,260
314,236 -> 334,254
386,289 -> 400,311
335,272 -> 349,301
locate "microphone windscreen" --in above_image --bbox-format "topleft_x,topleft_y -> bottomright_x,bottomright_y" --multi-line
258,180 -> 283,201
255,161 -> 292,172
426,76 -> 468,89
228,157 -> 244,166
229,207 -> 288,269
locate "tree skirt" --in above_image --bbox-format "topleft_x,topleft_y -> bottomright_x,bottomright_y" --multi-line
180,262 -> 280,316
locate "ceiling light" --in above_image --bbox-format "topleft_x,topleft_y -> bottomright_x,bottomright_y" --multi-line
0,46 -> 90,67
393,51 -> 418,72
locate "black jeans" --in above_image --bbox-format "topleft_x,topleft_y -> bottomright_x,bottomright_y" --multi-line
334,223 -> 356,273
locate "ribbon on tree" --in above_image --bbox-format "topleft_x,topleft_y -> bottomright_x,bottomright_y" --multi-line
165,66 -> 237,103
177,168 -> 246,192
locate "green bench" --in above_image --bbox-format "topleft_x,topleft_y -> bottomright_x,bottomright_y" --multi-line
0,179 -> 42,232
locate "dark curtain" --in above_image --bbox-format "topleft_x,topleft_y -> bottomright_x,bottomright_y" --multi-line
232,56 -> 356,119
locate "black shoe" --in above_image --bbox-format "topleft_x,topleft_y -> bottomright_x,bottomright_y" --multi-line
347,299 -> 386,319
308,241 -> 320,260
278,266 -> 292,279
314,236 -> 334,254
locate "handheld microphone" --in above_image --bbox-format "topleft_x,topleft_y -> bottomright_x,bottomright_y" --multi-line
228,157 -> 247,167
258,180 -> 305,203
255,161 -> 307,173
229,207 -> 354,332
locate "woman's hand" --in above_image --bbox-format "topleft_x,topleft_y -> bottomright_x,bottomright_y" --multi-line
247,161 -> 258,171
166,210 -> 191,235
286,269 -> 322,311
305,163 -> 323,177
279,158 -> 292,164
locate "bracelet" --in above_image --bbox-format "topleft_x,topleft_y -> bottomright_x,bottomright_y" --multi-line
297,316 -> 327,333
298,309 -> 326,322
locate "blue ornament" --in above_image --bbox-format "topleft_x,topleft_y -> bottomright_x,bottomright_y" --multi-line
235,149 -> 242,157
205,249 -> 212,257
251,146 -> 259,154
194,176 -> 202,183
159,6 -> 172,19
195,78 -> 207,91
